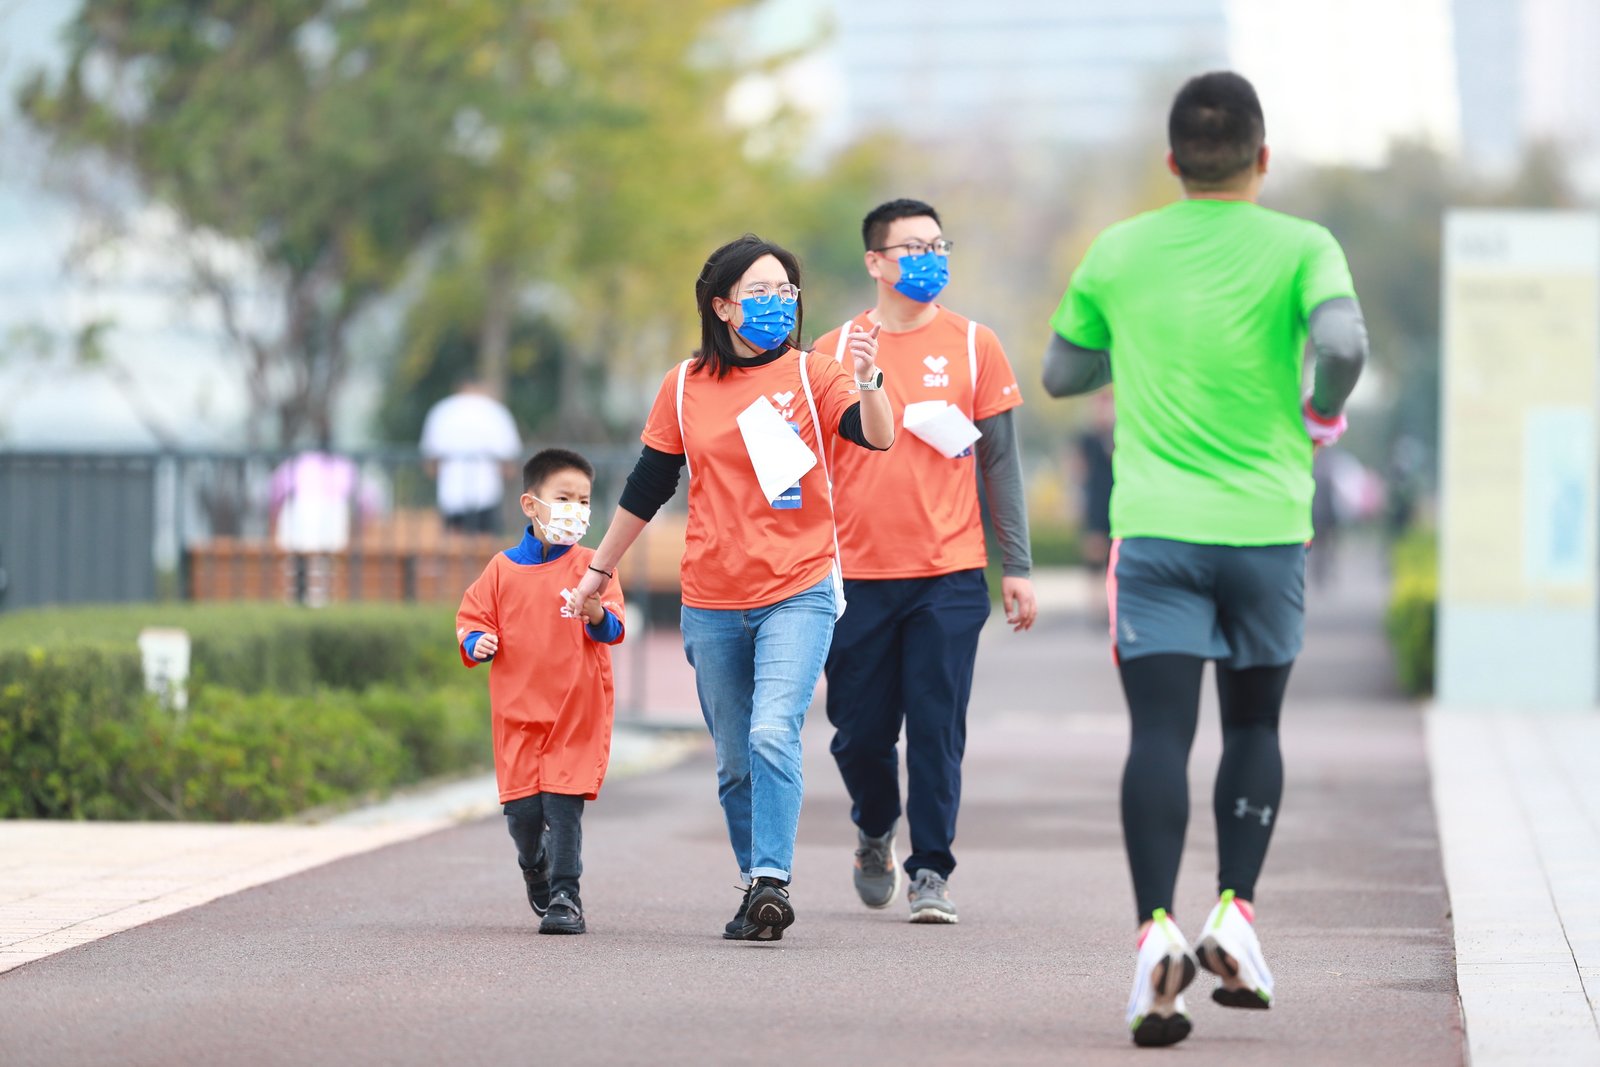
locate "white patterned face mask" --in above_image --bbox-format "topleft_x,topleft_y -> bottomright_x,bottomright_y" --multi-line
532,497 -> 591,545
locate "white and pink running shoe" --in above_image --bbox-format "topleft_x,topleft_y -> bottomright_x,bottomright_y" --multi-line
1126,908 -> 1197,1047
1196,890 -> 1275,1010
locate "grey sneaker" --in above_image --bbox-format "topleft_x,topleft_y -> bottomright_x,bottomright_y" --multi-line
853,825 -> 901,909
907,868 -> 958,924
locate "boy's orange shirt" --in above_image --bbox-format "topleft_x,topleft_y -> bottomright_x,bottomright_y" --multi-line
456,543 -> 625,802
813,306 -> 1022,579
640,348 -> 858,610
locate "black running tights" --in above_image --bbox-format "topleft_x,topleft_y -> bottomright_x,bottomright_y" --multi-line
1118,654 -> 1293,923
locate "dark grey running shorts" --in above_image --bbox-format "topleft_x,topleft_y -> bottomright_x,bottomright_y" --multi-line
1108,537 -> 1307,669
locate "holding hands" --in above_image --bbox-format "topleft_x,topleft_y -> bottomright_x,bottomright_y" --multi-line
560,586 -> 606,625
571,565 -> 608,610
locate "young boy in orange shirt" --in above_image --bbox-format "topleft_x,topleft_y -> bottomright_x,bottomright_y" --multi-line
456,448 -> 625,935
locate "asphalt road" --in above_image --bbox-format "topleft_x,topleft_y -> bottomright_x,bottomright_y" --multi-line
0,562 -> 1463,1066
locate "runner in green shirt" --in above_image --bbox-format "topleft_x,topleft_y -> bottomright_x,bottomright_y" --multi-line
1043,71 -> 1368,1050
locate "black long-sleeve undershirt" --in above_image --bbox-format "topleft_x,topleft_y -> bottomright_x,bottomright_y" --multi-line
617,401 -> 881,521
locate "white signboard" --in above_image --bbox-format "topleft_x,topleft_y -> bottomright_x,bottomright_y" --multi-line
1438,211 -> 1600,709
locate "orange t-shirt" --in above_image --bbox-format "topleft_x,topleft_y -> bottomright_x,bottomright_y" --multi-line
455,544 -> 625,802
814,306 -> 1022,579
640,348 -> 858,610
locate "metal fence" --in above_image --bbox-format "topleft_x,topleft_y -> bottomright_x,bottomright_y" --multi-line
0,446 -> 685,709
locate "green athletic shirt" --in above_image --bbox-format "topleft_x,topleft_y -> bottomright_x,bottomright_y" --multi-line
1050,199 -> 1356,545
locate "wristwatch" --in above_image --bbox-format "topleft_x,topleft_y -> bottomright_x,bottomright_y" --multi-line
856,368 -> 884,391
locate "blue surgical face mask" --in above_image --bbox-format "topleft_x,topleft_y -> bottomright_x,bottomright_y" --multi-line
892,252 -> 949,303
734,293 -> 795,351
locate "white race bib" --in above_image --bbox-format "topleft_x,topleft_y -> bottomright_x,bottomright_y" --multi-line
902,400 -> 983,458
737,394 -> 818,502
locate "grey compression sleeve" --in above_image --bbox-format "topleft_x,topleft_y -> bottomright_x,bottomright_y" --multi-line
1042,333 -> 1111,397
974,408 -> 1033,578
1307,297 -> 1368,418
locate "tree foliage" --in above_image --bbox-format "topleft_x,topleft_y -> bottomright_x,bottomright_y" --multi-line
20,1 -> 891,447
20,0 -> 467,446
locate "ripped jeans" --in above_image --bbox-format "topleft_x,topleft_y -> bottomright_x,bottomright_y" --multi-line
681,576 -> 836,883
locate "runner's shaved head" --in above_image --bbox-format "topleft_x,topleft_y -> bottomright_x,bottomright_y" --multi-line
1168,71 -> 1265,188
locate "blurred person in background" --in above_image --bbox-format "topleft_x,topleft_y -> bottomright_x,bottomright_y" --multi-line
1077,389 -> 1117,574
1042,71 -> 1367,1048
268,447 -> 383,606
1310,447 -> 1340,588
420,375 -> 523,535
571,235 -> 894,942
813,198 -> 1035,927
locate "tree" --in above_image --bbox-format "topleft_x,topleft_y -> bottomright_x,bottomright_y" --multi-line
20,1 -> 465,447
368,0 -> 893,443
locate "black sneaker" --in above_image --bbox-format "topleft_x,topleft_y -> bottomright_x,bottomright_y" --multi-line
539,891 -> 585,935
522,828 -> 552,916
722,884 -> 756,939
722,879 -> 793,942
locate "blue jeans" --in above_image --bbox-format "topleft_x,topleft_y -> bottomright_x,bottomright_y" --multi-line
681,576 -> 836,884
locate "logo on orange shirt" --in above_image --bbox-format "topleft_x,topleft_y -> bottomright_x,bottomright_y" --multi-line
771,390 -> 797,420
922,355 -> 949,389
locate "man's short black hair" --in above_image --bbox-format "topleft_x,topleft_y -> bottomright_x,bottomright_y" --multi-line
862,198 -> 941,251
1168,71 -> 1265,187
523,448 -> 594,493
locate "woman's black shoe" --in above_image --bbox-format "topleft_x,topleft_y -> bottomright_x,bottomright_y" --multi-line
723,878 -> 792,941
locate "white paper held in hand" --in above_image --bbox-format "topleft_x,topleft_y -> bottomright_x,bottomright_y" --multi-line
902,400 -> 982,458
736,394 -> 818,502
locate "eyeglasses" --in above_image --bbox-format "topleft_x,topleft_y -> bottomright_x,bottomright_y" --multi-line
872,238 -> 954,257
738,282 -> 801,303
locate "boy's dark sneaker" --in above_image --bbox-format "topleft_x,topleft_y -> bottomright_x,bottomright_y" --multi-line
522,829 -> 553,916
539,891 -> 585,935
722,879 -> 794,942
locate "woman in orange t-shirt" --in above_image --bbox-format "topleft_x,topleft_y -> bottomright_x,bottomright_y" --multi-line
572,234 -> 894,941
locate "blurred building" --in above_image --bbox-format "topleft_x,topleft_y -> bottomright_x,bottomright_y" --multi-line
1454,0 -> 1600,189
825,0 -> 1229,145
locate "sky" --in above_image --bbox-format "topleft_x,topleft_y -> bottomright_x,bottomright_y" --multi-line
0,0 -> 1508,449
1227,0 -> 1459,167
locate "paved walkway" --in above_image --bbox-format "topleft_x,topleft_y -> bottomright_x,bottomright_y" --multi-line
0,727 -> 700,975
0,555 -> 1465,1064
1427,708 -> 1600,1063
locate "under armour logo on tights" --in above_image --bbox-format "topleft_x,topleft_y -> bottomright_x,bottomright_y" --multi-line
1234,797 -> 1273,826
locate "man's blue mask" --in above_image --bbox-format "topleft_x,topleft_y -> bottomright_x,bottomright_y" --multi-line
893,252 -> 949,303
735,293 -> 795,351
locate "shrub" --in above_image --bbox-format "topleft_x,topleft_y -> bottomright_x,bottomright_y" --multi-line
1385,532 -> 1437,697
0,603 -> 490,820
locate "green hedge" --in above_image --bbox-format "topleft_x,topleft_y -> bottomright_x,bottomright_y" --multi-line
0,604 -> 490,820
1385,533 -> 1437,697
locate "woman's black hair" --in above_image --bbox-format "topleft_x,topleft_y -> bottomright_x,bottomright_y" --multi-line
693,234 -> 803,379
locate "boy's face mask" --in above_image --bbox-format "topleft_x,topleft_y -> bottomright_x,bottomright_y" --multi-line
531,496 -> 591,545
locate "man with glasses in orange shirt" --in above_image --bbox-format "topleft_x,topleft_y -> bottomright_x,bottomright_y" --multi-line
816,199 -> 1037,924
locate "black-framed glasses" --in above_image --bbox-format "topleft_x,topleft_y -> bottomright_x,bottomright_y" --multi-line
738,282 -> 801,303
872,238 -> 954,256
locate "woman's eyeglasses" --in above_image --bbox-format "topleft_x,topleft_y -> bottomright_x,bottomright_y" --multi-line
738,282 -> 801,303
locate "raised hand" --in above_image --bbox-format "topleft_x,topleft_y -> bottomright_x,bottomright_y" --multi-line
849,323 -> 881,383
